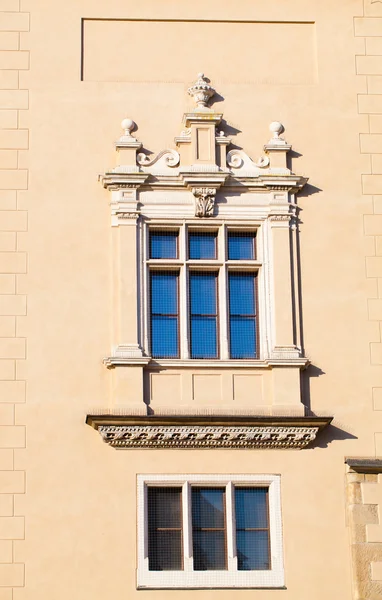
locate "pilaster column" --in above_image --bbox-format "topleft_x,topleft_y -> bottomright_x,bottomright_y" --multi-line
269,215 -> 298,357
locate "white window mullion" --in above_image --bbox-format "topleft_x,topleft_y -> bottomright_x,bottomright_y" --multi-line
219,226 -> 229,359
142,483 -> 149,571
182,482 -> 193,571
226,482 -> 237,571
143,224 -> 150,354
179,224 -> 189,359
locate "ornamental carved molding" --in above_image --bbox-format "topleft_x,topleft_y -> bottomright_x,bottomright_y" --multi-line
192,187 -> 216,217
116,211 -> 140,219
86,415 -> 332,450
97,425 -> 318,449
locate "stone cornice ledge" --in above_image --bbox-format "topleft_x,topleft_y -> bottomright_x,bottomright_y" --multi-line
86,414 -> 332,450
103,357 -> 310,369
345,458 -> 382,473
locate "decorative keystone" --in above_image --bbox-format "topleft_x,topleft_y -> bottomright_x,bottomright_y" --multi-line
188,73 -> 216,109
192,187 -> 216,217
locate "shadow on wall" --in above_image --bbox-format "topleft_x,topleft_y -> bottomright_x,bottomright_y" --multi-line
302,364 -> 358,448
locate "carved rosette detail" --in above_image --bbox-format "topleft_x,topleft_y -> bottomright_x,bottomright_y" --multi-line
192,187 -> 216,218
97,425 -> 319,449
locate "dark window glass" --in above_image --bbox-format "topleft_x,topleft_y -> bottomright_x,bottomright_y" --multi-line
189,231 -> 217,259
150,230 -> 178,259
192,488 -> 227,570
148,487 -> 183,571
228,231 -> 256,260
229,272 -> 257,358
189,272 -> 218,358
150,272 -> 179,358
235,488 -> 270,571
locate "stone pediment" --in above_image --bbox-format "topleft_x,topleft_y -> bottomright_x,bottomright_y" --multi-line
100,74 -> 308,205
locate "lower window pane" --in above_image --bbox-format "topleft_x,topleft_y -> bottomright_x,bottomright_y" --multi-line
236,530 -> 270,571
190,316 -> 217,358
149,530 -> 183,571
193,531 -> 227,571
230,317 -> 256,358
151,316 -> 178,358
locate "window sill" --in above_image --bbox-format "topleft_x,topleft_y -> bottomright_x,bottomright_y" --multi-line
103,356 -> 309,369
137,569 -> 285,589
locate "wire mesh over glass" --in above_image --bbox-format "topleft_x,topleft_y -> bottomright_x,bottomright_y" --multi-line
192,487 -> 227,570
149,230 -> 178,259
188,231 -> 217,259
189,272 -> 218,358
235,487 -> 270,571
227,231 -> 256,260
148,487 -> 183,571
228,272 -> 257,358
147,227 -> 258,360
150,271 -> 179,358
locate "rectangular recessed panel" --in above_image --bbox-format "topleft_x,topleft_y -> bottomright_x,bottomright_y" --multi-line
196,128 -> 211,161
151,374 -> 181,403
192,374 -> 222,403
233,375 -> 263,405
82,20 -> 316,85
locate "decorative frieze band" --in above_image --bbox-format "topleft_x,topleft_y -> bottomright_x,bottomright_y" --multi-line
86,415 -> 332,450
97,424 -> 319,449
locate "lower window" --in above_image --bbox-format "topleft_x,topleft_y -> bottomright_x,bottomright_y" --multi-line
137,474 -> 284,589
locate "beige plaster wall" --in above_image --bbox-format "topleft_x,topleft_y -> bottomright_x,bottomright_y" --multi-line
5,0 -> 382,598
0,0 -> 28,597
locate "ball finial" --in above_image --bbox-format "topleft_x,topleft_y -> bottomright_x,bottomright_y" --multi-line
121,118 -> 135,136
269,121 -> 284,139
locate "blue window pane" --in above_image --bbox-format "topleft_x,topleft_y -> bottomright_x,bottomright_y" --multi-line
151,272 -> 178,314
189,272 -> 217,315
228,232 -> 255,260
192,488 -> 227,571
151,316 -> 178,358
230,317 -> 256,358
229,273 -> 256,315
150,272 -> 179,358
150,231 -> 178,259
193,531 -> 226,570
236,530 -> 270,571
235,488 -> 268,530
190,317 -> 217,358
189,232 -> 217,259
192,488 -> 225,529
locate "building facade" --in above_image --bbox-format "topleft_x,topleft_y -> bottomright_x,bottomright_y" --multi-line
1,0 -> 382,598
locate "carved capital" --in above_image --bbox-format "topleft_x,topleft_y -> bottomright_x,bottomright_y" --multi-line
192,187 -> 216,218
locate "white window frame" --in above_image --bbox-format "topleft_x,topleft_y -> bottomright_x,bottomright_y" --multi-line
140,221 -> 271,362
137,474 -> 284,589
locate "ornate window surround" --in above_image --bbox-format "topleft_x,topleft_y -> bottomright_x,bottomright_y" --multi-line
136,473 -> 284,589
100,74 -> 308,371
